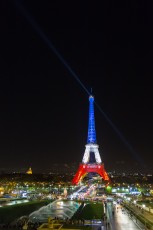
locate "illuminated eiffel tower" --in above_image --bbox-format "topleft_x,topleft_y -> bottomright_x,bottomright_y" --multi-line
72,95 -> 109,184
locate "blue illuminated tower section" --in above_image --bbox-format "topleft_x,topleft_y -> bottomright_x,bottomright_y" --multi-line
87,95 -> 97,144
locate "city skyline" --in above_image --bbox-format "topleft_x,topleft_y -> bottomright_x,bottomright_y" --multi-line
1,1 -> 153,172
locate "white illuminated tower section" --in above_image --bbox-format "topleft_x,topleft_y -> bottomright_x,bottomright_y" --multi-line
72,95 -> 109,185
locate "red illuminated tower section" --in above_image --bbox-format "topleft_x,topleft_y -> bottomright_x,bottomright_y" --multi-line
72,95 -> 109,185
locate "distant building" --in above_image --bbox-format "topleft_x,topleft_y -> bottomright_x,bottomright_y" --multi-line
26,167 -> 32,174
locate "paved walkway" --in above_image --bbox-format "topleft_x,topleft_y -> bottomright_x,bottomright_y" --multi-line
106,203 -> 143,230
114,207 -> 142,230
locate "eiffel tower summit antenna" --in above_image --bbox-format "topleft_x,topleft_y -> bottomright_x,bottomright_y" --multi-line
72,94 -> 109,185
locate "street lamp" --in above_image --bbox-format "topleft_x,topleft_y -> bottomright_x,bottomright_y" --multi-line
58,185 -> 61,194
142,204 -> 145,208
49,185 -> 51,193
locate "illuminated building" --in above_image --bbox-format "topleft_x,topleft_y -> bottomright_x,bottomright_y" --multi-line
26,167 -> 32,175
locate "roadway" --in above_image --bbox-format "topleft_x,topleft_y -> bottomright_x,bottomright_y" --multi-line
125,202 -> 153,226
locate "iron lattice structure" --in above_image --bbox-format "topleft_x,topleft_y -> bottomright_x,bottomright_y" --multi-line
72,95 -> 109,184
87,95 -> 97,144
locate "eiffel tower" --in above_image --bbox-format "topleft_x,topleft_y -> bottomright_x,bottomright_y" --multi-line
72,95 -> 109,184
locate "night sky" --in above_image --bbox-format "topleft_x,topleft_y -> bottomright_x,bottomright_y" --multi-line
1,1 -> 153,173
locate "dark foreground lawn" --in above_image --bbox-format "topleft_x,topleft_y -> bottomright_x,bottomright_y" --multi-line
63,226 -> 92,229
0,200 -> 51,224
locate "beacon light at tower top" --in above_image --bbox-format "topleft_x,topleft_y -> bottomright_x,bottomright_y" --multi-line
72,94 -> 109,185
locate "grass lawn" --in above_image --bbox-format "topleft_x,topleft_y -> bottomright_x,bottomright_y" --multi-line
72,202 -> 104,220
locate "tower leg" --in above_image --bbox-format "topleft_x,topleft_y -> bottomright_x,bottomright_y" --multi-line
72,164 -> 86,185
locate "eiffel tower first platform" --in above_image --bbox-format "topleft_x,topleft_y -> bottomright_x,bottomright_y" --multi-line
72,95 -> 109,185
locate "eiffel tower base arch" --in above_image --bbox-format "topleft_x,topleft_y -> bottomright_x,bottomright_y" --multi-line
72,163 -> 109,185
